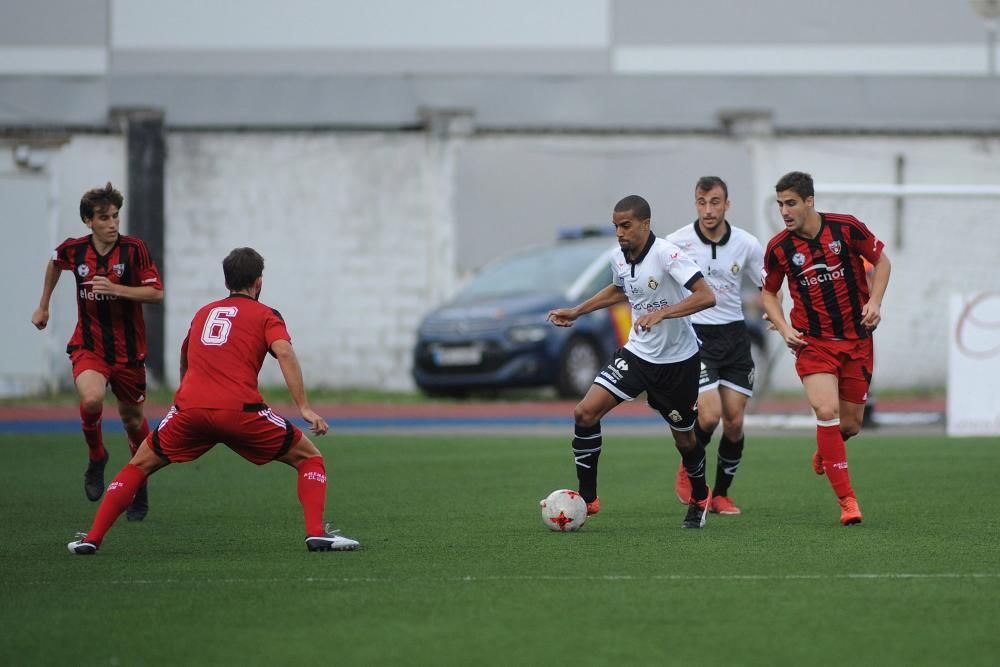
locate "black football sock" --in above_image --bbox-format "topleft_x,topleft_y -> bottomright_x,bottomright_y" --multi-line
714,435 -> 745,497
572,422 -> 602,503
693,421 -> 714,449
680,441 -> 709,502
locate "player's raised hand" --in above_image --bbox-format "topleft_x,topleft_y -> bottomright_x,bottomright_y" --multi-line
301,407 -> 329,436
546,308 -> 577,327
31,307 -> 49,330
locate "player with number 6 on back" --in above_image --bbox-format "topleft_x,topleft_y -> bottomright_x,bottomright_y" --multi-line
68,247 -> 360,554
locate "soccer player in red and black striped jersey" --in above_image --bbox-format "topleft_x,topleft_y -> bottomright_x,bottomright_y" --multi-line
67,247 -> 359,555
761,171 -> 891,527
32,183 -> 163,520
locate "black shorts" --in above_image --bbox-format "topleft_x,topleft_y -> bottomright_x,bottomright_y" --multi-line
593,347 -> 700,431
694,322 -> 755,396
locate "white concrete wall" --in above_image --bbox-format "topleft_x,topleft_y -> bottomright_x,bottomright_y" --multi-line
3,131 -> 997,394
163,132 -> 456,390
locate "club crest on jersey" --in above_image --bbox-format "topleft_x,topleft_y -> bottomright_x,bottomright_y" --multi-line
77,265 -> 90,277
730,262 -> 740,274
647,277 -> 659,290
792,252 -> 806,267
112,263 -> 125,277
828,241 -> 842,255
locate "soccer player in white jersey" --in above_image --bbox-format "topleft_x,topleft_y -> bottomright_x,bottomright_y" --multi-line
547,195 -> 717,528
667,177 -> 765,516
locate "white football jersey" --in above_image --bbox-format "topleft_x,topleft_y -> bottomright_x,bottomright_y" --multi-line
611,235 -> 702,364
667,221 -> 764,325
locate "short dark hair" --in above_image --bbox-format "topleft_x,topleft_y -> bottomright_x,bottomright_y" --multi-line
79,182 -> 124,222
695,176 -> 728,200
775,171 -> 814,199
223,247 -> 265,292
614,194 -> 651,221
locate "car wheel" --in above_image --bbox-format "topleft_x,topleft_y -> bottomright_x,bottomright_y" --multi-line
555,337 -> 603,398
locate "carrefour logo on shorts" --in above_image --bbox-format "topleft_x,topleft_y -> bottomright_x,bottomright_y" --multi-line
614,358 -> 628,371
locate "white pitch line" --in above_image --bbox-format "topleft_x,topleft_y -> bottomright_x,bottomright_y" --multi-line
10,573 -> 1000,586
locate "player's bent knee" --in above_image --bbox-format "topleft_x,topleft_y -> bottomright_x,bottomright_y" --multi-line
573,403 -> 600,427
813,407 -> 839,422
723,422 -> 744,439
841,423 -> 861,440
132,443 -> 167,475
280,435 -> 322,467
80,396 -> 104,414
120,413 -> 143,432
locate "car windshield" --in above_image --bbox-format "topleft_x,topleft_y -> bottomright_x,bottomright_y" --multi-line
455,239 -> 612,302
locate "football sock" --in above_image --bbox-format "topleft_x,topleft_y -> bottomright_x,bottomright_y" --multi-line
125,417 -> 150,458
816,421 -> 855,498
572,422 -> 602,503
84,463 -> 146,546
693,421 -> 714,449
680,441 -> 709,502
297,456 -> 328,537
714,435 -> 744,497
80,403 -> 106,461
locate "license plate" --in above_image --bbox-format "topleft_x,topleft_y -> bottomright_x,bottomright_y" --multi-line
433,346 -> 482,366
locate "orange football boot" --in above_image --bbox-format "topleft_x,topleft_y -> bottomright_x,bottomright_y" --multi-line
838,496 -> 863,526
710,495 -> 741,515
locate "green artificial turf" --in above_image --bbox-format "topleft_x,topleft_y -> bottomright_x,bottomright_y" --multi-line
1,432 -> 997,666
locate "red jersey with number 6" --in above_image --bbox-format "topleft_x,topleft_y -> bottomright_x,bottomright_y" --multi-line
763,213 -> 884,340
173,294 -> 292,410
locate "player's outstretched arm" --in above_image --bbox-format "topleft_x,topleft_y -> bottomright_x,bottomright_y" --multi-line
271,339 -> 329,436
87,277 -> 164,304
547,285 -> 626,327
31,260 -> 61,330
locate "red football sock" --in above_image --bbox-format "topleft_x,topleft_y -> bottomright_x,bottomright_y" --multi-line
125,418 -> 150,457
80,403 -> 106,461
816,422 -> 855,499
297,456 -> 328,537
85,464 -> 147,546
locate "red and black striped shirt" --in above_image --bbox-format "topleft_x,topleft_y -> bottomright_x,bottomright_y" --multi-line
52,234 -> 163,364
763,213 -> 883,340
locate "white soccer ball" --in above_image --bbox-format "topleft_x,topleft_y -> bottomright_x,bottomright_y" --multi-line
539,489 -> 588,532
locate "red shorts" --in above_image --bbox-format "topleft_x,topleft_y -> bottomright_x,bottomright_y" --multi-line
70,349 -> 147,405
794,337 -> 874,404
150,405 -> 303,465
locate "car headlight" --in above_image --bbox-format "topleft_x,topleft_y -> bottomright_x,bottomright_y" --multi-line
507,324 -> 549,344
